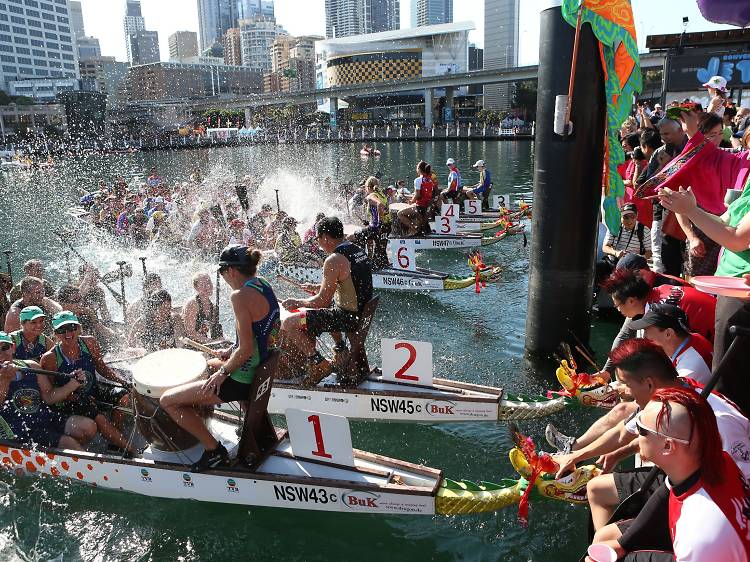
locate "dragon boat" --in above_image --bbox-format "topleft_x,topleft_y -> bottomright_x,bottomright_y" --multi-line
387,227 -> 523,251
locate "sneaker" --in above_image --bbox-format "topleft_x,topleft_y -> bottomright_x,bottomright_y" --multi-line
545,423 -> 576,455
191,443 -> 229,472
302,358 -> 332,387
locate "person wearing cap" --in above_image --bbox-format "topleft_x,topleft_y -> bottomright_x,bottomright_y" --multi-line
703,75 -> 728,118
600,203 -> 652,275
9,306 -> 53,361
463,160 -> 493,210
441,158 -> 463,204
0,331 -> 96,451
39,311 -> 134,454
161,245 -> 280,471
147,166 -> 163,188
128,289 -> 185,352
4,276 -> 62,335
629,303 -> 712,384
280,217 -> 373,386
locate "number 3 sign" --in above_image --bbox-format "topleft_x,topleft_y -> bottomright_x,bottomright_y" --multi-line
388,239 -> 416,271
492,194 -> 507,209
286,408 -> 355,467
438,204 -> 458,235
381,338 -> 433,386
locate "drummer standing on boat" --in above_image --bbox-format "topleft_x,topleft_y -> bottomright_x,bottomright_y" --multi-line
160,245 -> 280,472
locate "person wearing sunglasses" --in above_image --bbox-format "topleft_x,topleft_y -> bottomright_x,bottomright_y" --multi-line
586,387 -> 750,562
38,311 -> 134,456
0,331 -> 96,450
9,306 -> 53,362
552,339 -> 750,533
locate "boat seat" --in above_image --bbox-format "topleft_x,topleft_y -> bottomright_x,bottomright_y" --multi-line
237,349 -> 280,470
338,297 -> 379,385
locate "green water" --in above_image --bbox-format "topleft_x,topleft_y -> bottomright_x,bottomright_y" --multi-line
0,141 -> 618,561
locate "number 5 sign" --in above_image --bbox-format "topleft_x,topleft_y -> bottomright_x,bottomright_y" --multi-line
388,239 -> 416,271
464,199 -> 481,216
286,408 -> 355,467
381,338 -> 433,387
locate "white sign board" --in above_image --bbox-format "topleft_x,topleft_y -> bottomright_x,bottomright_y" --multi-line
464,199 -> 482,216
286,408 -> 355,467
492,194 -> 508,209
387,239 -> 416,271
381,338 -> 433,387
436,203 -> 458,235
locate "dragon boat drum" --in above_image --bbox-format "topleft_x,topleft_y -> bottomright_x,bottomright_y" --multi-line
388,202 -> 410,237
130,348 -> 208,451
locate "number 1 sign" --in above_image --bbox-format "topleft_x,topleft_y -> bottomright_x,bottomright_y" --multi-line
381,338 -> 433,386
286,408 -> 355,467
387,239 -> 416,271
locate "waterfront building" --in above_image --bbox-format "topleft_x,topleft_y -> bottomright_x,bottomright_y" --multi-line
127,30 -> 160,66
237,0 -> 274,21
239,17 -> 287,75
270,35 -> 295,74
222,28 -> 243,66
264,35 -> 321,93
468,43 -> 483,96
69,0 -> 85,39
169,31 -> 199,62
124,61 -> 262,102
197,0 -> 236,53
78,56 -> 129,108
8,78 -> 78,101
415,0 -> 452,27
0,0 -> 79,91
77,36 -> 101,60
325,0 -> 399,39
483,0 -> 519,110
0,102 -> 66,138
58,90 -> 106,137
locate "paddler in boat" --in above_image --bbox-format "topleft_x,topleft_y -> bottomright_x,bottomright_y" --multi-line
57,284 -> 116,349
280,217 -> 373,386
4,276 -> 62,335
128,289 -> 185,352
274,216 -> 304,263
350,177 -> 391,268
441,158 -> 463,205
0,273 -> 11,330
127,272 -> 162,321
397,161 -> 435,237
183,272 -> 215,344
8,259 -> 55,301
463,160 -> 493,210
160,245 -> 280,472
10,306 -> 53,361
39,311 -> 135,455
0,331 -> 97,450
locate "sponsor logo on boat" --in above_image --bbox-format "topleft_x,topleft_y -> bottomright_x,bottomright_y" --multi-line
227,478 -> 239,493
343,490 -> 379,510
182,473 -> 194,487
140,468 -> 151,482
426,400 -> 456,416
273,484 -> 337,504
370,397 -> 422,416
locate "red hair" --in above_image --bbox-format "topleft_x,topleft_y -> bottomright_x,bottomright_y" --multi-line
608,338 -> 678,383
651,387 -> 723,486
601,268 -> 651,301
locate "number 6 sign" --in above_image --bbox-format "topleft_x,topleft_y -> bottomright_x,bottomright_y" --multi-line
286,408 -> 355,467
381,338 -> 433,386
388,239 -> 416,271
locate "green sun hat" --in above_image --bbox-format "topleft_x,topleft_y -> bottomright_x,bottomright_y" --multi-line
0,332 -> 12,345
51,311 -> 81,330
19,306 -> 46,323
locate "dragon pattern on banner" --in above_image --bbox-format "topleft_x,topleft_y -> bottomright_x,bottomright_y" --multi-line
561,0 -> 642,236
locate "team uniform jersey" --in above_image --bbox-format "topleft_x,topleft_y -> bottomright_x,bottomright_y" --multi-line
446,168 -> 462,193
674,344 -> 712,384
413,175 -> 434,208
668,452 -> 750,562
648,285 -> 717,342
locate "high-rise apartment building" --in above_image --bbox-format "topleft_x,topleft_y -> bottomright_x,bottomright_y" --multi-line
69,0 -> 86,39
483,0 -> 519,109
239,17 -> 287,74
197,0 -> 236,53
124,0 -> 146,64
169,31 -> 199,61
79,56 -> 128,107
127,31 -> 160,66
325,0 -> 399,38
222,28 -> 243,66
77,37 -> 101,60
264,35 -> 320,93
269,35 -> 295,74
0,0 -> 79,91
415,0 -> 452,26
237,0 -> 274,21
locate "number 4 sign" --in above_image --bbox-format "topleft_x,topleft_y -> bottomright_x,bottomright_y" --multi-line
286,408 -> 355,467
387,239 -> 416,271
438,204 -> 458,235
381,338 -> 433,387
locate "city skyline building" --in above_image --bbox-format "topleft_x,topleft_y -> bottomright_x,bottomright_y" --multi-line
78,56 -> 128,107
197,0 -> 236,53
169,31 -> 199,61
415,0 -> 453,27
483,0 -> 518,109
325,0 -> 400,38
69,1 -> 86,39
239,16 -> 287,74
127,30 -> 160,66
222,27 -> 243,65
0,0 -> 79,91
236,0 -> 275,21
77,37 -> 102,60
365,0 -> 400,34
123,0 -> 146,64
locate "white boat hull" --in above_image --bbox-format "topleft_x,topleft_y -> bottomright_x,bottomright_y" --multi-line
277,263 -> 451,292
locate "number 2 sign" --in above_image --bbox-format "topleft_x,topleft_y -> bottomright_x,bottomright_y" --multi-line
286,408 -> 355,467
388,239 -> 416,271
381,338 -> 433,387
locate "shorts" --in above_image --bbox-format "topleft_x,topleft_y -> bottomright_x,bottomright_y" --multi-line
304,307 -> 361,338
93,383 -> 128,409
442,189 -> 460,201
10,412 -> 67,448
218,376 -> 252,402
352,225 -> 381,245
614,467 -> 666,502
617,484 -> 672,553
416,206 -> 429,215
55,396 -> 99,420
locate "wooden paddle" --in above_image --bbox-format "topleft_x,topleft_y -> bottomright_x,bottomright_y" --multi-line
17,366 -> 130,390
580,324 -> 750,558
277,274 -> 316,295
180,336 -> 223,358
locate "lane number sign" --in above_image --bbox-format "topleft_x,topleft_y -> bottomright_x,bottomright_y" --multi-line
381,338 -> 433,387
492,195 -> 508,209
286,408 -> 355,467
438,204 -> 458,235
464,199 -> 481,216
388,239 -> 416,271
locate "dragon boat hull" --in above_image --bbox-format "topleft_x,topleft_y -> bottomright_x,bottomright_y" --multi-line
389,232 -> 510,250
